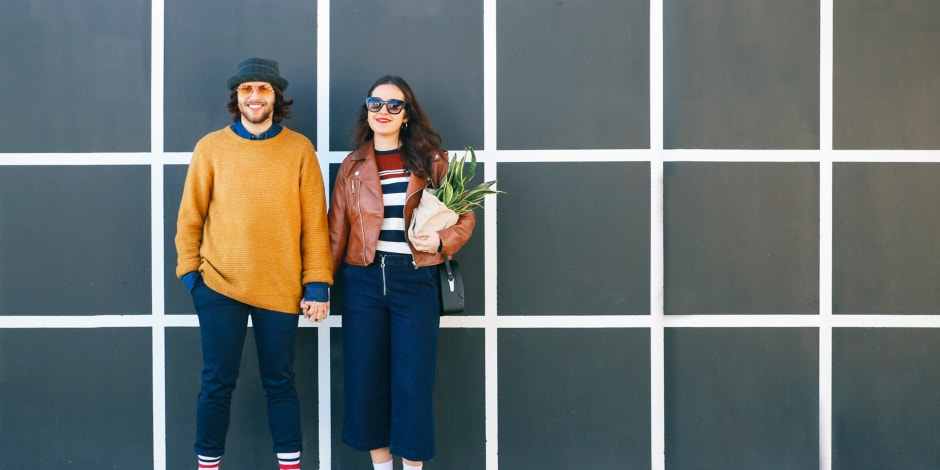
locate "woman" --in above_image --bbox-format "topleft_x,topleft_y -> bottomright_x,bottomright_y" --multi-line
325,76 -> 475,469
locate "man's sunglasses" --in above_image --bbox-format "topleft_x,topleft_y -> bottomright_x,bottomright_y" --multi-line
364,97 -> 407,114
236,84 -> 275,97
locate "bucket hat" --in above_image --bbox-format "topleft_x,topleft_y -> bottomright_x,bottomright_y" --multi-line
227,57 -> 289,91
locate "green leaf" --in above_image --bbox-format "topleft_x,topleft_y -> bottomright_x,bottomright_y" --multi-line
433,146 -> 504,213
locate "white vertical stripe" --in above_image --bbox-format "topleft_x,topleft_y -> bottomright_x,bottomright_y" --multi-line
649,1 -> 666,469
482,0 -> 500,468
316,2 -> 333,469
151,1 -> 167,469
818,1 -> 834,469
650,161 -> 666,470
317,324 -> 333,470
317,0 -> 333,188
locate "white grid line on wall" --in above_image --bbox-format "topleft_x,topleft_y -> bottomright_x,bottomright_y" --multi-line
314,0 -> 334,467
151,0 -> 167,466
818,2 -> 834,469
482,0 -> 501,468
649,0 -> 666,468
0,1 -> 939,469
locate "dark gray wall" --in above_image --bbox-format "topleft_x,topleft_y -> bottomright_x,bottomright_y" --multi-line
833,163 -> 940,314
833,0 -> 940,149
0,1 -> 151,153
832,328 -> 940,469
664,0 -> 820,149
0,329 -> 154,468
498,328 -> 651,469
665,328 -> 820,469
3,0 -> 940,469
1,166 -> 152,315
498,162 -> 651,315
498,0 -> 650,149
664,162 -> 820,315
329,0 -> 484,152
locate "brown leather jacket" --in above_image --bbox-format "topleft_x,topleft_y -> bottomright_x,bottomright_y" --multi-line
328,141 -> 476,273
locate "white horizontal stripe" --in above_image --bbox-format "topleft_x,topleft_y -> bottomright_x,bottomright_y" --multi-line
383,193 -> 405,206
376,240 -> 411,254
5,314 -> 940,329
381,218 -> 405,231
379,174 -> 409,183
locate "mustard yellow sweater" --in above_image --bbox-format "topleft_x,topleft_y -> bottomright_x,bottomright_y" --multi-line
175,127 -> 333,313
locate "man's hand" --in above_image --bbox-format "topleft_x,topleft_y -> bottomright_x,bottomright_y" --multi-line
301,300 -> 330,323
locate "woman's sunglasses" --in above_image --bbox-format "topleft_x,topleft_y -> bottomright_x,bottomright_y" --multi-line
364,97 -> 407,114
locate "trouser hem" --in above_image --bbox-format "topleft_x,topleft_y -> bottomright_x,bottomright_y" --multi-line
390,444 -> 435,462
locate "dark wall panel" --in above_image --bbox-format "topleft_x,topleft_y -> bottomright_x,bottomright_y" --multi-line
497,0 -> 650,149
833,328 -> 940,469
833,163 -> 940,314
330,328 -> 486,469
330,0 -> 483,152
664,328 -> 819,469
165,327 -> 320,470
833,0 -> 940,149
0,166 -> 152,315
163,164 -> 195,315
0,0 -> 151,153
164,0 -> 318,152
433,328 -> 487,468
498,328 -> 651,470
664,162 -> 819,315
497,162 -> 651,315
664,0 -> 820,149
0,328 -> 153,469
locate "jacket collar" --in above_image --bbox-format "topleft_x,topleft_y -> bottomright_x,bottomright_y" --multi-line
349,141 -> 375,161
349,141 -> 435,196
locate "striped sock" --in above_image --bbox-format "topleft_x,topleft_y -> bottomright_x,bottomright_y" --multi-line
197,455 -> 220,469
277,451 -> 301,470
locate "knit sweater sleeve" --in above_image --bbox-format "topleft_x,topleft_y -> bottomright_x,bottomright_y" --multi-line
175,137 -> 213,278
299,143 -> 334,286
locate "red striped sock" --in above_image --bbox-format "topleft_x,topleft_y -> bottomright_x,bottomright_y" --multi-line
197,455 -> 220,469
277,451 -> 301,470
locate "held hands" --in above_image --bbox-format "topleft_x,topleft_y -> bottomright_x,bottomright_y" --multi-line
409,231 -> 441,254
301,300 -> 330,323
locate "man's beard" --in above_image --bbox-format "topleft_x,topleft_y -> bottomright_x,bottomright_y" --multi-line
240,102 -> 274,124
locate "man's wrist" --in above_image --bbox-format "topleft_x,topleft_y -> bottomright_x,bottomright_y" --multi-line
304,282 -> 330,302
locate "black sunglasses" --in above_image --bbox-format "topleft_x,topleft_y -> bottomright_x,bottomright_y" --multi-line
364,97 -> 408,114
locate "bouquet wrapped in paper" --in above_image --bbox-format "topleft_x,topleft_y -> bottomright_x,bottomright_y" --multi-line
409,147 -> 503,237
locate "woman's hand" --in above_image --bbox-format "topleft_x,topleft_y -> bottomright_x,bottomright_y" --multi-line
301,300 -> 330,323
409,231 -> 441,254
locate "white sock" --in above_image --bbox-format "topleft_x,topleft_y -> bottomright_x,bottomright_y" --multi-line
373,459 -> 393,470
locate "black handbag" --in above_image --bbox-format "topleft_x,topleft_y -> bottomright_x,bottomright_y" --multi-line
438,256 -> 465,315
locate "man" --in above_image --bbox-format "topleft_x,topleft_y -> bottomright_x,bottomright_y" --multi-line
175,57 -> 332,470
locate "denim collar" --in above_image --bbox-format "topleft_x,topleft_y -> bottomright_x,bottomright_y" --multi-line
231,120 -> 283,140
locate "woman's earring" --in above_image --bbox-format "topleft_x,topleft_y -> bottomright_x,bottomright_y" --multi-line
401,122 -> 409,131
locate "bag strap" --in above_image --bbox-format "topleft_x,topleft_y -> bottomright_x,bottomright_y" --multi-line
442,255 -> 456,293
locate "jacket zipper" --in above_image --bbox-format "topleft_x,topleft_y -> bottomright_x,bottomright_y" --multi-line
380,253 -> 387,295
352,178 -> 368,265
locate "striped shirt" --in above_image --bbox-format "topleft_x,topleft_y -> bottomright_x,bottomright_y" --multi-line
375,149 -> 412,254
